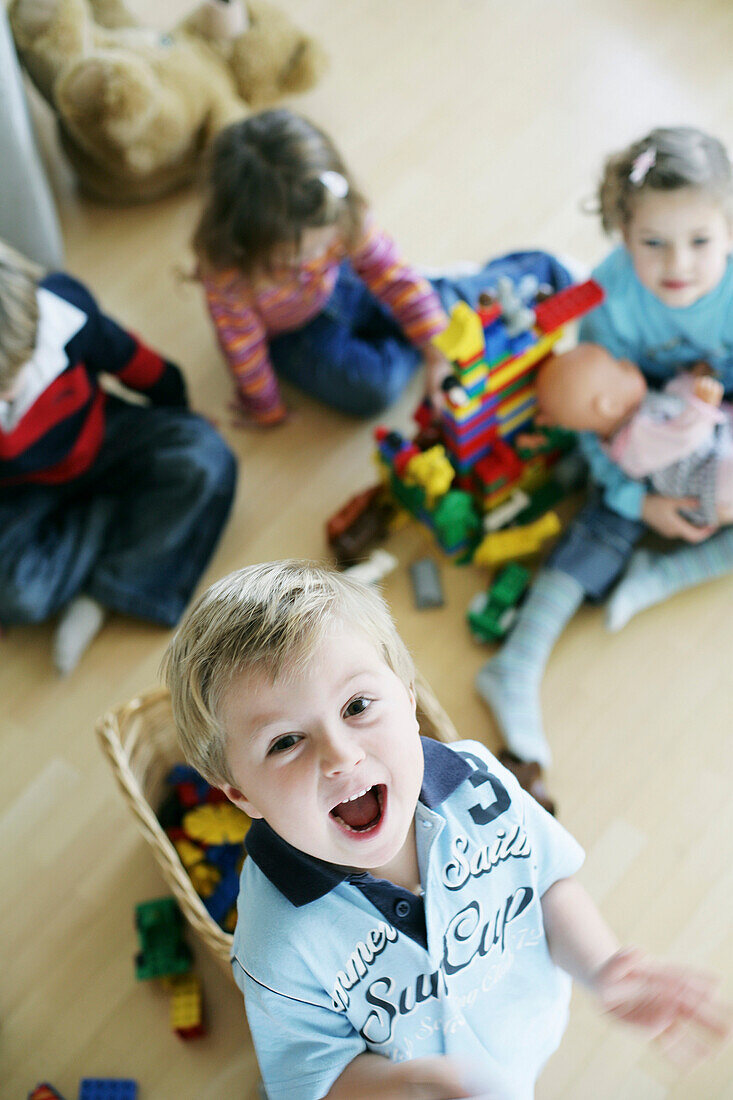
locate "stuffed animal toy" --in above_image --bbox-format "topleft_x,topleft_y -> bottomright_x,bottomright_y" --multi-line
9,0 -> 326,202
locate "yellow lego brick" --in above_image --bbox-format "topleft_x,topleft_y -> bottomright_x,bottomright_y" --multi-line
487,330 -> 563,393
188,862 -> 221,898
404,446 -> 454,506
183,803 -> 251,845
172,838 -> 205,870
432,302 -> 485,361
170,974 -> 202,1031
473,511 -> 561,567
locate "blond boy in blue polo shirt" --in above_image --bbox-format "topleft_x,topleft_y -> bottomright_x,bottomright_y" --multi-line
164,561 -> 728,1100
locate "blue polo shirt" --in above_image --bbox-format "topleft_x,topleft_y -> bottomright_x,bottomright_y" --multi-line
231,739 -> 584,1100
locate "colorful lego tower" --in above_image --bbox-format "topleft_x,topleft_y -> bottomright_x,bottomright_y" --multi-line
374,278 -> 604,560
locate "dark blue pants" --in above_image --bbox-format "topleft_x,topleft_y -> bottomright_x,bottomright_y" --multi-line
548,496 -> 646,601
0,400 -> 237,627
269,251 -> 574,417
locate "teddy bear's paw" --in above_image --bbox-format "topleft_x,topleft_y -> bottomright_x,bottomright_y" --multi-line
58,52 -> 158,145
10,0 -> 88,48
231,30 -> 327,105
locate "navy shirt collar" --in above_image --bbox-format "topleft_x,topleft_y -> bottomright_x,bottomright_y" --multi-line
245,736 -> 471,907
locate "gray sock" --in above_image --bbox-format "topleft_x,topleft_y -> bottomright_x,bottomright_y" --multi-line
53,595 -> 106,675
475,568 -> 584,767
606,528 -> 733,632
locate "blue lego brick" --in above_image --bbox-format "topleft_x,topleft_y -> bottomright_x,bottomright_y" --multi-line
506,330 -> 536,356
203,869 -> 240,925
78,1081 -> 138,1100
483,324 -> 512,363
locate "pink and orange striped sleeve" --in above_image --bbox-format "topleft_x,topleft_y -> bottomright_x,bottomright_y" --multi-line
349,219 -> 449,348
202,271 -> 286,424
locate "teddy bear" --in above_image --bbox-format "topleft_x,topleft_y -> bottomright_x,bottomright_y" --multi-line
9,0 -> 326,202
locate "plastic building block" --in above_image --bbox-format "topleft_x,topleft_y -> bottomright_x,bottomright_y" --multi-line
483,489 -> 530,531
326,483 -> 392,565
134,897 -> 192,981
343,548 -> 398,585
409,558 -> 444,609
404,446 -> 455,505
361,278 -> 599,563
489,562 -> 532,607
77,1081 -> 138,1100
473,511 -> 561,567
432,301 -> 485,361
183,803 -> 250,845
28,1087 -> 67,1100
170,973 -> 206,1040
533,278 -> 603,333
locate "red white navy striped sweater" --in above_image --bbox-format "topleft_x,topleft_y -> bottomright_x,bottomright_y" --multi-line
0,274 -> 187,488
201,216 -> 449,423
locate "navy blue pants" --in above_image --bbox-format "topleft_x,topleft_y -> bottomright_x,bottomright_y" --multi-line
269,250 -> 574,417
548,496 -> 646,600
0,399 -> 237,627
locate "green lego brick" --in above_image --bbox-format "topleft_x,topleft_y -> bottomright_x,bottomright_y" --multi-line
134,897 -> 193,981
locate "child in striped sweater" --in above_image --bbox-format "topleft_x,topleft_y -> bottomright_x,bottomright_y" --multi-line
193,109 -> 573,426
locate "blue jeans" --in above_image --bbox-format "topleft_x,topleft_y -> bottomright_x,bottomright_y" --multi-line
548,496 -> 645,601
0,399 -> 237,627
270,250 -> 574,417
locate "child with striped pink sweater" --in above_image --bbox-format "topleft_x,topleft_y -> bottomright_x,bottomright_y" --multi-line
193,110 -> 574,426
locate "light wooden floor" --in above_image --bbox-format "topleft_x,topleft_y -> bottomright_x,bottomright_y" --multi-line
4,1 -> 733,1096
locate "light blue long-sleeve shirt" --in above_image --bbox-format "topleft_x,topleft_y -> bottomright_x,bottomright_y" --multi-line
577,246 -> 733,518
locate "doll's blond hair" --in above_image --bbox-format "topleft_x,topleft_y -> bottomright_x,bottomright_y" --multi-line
161,560 -> 415,787
0,240 -> 43,392
596,126 -> 733,233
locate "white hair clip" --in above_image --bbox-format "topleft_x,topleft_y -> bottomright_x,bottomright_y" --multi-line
319,171 -> 349,199
629,146 -> 657,185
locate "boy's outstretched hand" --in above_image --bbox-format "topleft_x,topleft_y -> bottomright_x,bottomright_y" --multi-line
593,947 -> 732,1067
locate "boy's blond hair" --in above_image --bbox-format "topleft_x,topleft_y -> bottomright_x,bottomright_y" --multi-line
0,240 -> 43,392
161,560 -> 415,787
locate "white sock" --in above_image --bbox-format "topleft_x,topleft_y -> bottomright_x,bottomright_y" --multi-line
53,595 -> 106,675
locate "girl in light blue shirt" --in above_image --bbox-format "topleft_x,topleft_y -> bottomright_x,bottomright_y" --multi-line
477,126 -> 733,773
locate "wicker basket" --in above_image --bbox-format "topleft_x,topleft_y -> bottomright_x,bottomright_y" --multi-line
96,673 -> 458,978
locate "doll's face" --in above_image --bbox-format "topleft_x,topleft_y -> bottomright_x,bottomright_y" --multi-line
623,187 -> 732,308
535,344 -> 648,437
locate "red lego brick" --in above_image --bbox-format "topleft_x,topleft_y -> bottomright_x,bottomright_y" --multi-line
28,1087 -> 67,1100
478,302 -> 502,327
412,399 -> 434,430
533,279 -> 604,333
176,781 -> 200,808
326,485 -> 384,540
473,440 -> 523,490
393,443 -> 420,477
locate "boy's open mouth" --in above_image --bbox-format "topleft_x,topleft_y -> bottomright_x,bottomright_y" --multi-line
330,784 -> 385,833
